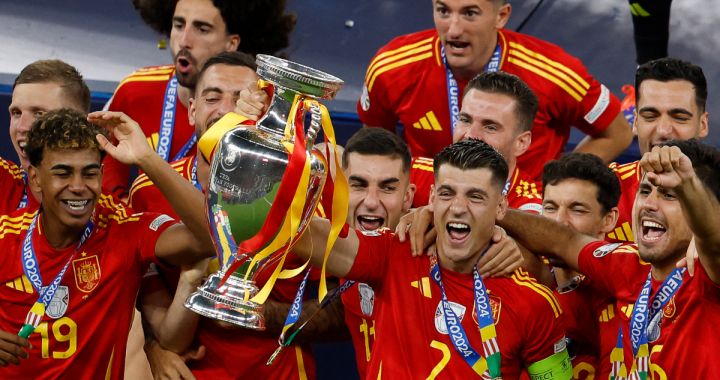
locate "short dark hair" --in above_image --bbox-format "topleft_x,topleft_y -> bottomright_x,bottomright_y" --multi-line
433,138 -> 509,191
342,128 -> 411,173
133,0 -> 296,56
26,109 -> 108,167
195,51 -> 257,95
635,57 -> 707,112
660,139 -> 720,201
464,71 -> 538,133
542,153 -> 620,213
13,60 -> 91,112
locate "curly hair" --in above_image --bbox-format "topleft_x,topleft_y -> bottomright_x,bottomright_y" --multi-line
133,0 -> 296,56
26,109 -> 108,167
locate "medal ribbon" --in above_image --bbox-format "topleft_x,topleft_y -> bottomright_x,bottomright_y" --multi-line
18,212 -> 94,338
267,273 -> 356,365
17,172 -> 28,209
189,155 -> 203,192
429,246 -> 500,378
610,267 -> 686,380
441,43 -> 502,135
156,75 -> 196,162
157,76 -> 179,161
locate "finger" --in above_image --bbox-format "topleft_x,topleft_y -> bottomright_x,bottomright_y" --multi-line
688,255 -> 696,277
96,134 -> 115,154
489,254 -> 523,277
419,229 -> 437,256
411,207 -> 433,255
491,226 -> 507,243
476,242 -> 507,276
177,362 -> 196,380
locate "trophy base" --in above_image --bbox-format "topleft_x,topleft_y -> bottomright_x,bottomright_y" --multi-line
185,272 -> 266,330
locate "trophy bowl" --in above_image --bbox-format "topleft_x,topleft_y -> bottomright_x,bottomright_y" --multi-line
185,55 -> 343,330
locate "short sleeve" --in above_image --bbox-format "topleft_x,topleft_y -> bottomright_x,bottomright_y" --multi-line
133,213 -> 179,267
344,229 -> 394,288
577,241 -> 645,297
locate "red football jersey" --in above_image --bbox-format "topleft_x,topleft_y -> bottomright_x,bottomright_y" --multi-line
104,65 -> 195,198
410,157 -> 542,213
358,29 -> 621,180
578,240 -> 720,379
129,155 -> 317,380
341,280 -> 376,379
606,161 -> 640,243
0,157 -> 39,214
347,229 -> 569,379
553,275 -> 618,379
0,197 -> 175,379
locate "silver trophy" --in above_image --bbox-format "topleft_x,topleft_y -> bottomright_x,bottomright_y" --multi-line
184,55 -> 343,330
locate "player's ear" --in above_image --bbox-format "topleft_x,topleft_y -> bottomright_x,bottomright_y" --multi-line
403,183 -> 417,213
27,165 -> 42,196
600,207 -> 620,235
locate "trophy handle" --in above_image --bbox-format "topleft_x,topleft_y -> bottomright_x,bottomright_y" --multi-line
305,101 -> 322,150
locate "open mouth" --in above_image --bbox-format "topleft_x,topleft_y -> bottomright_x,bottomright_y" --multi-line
446,40 -> 470,53
17,141 -> 26,156
446,222 -> 470,242
357,215 -> 384,231
63,199 -> 91,214
641,220 -> 666,242
176,56 -> 193,73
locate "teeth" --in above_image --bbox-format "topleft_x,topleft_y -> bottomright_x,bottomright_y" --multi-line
65,200 -> 89,211
18,141 -> 26,148
643,221 -> 665,229
359,216 -> 381,221
448,222 -> 469,230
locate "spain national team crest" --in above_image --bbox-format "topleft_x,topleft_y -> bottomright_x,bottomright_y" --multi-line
42,285 -> 69,319
72,255 -> 101,293
472,294 -> 502,325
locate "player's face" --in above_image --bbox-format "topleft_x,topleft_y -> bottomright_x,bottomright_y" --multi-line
346,153 -> 415,231
453,89 -> 529,164
28,148 -> 102,234
189,63 -> 258,137
542,179 -> 616,239
633,79 -> 708,155
632,176 -> 692,269
431,164 -> 506,273
9,83 -> 76,168
433,0 -> 510,78
170,0 -> 240,88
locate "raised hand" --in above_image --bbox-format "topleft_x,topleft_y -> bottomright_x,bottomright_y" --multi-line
234,82 -> 270,121
640,145 -> 694,190
88,111 -> 155,166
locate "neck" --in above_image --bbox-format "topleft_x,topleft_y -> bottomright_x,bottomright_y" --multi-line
436,244 -> 488,275
40,212 -> 84,249
178,85 -> 192,108
650,262 -> 679,281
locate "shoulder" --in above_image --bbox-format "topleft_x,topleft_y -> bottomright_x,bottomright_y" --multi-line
128,156 -> 192,204
0,210 -> 35,239
365,29 -> 441,91
610,160 -> 641,183
411,157 -> 435,176
507,168 -> 542,204
502,268 -> 563,318
115,65 -> 175,92
94,194 -> 143,228
0,157 -> 23,180
501,29 -> 593,102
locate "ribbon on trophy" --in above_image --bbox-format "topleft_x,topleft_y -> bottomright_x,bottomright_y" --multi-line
216,91 -> 348,306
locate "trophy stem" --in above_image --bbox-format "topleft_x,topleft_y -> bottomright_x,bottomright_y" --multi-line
256,87 -> 301,138
185,271 -> 266,330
